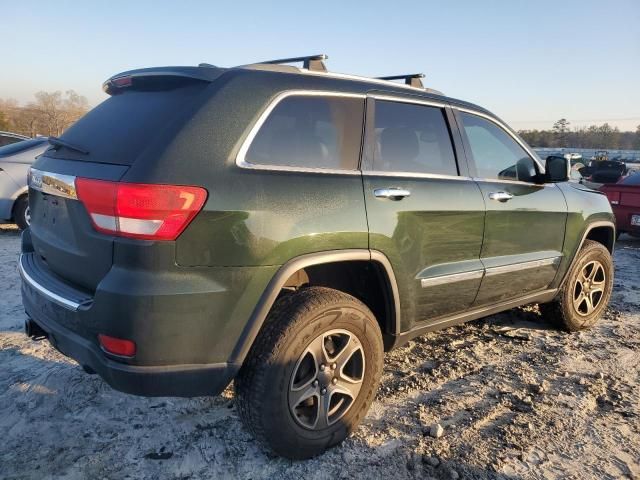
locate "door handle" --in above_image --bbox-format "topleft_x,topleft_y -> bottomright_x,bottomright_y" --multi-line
374,188 -> 411,200
488,191 -> 513,202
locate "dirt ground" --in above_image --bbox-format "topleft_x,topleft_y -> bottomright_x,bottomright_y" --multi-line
1,223 -> 639,480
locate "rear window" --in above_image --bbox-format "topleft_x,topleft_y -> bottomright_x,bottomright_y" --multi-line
0,138 -> 47,157
621,172 -> 640,185
0,135 -> 27,147
46,83 -> 209,165
244,95 -> 364,170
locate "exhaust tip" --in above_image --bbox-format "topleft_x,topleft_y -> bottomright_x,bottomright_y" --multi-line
25,319 -> 48,340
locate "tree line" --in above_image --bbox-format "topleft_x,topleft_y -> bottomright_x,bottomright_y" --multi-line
518,119 -> 640,150
0,91 -> 90,138
2,97 -> 639,152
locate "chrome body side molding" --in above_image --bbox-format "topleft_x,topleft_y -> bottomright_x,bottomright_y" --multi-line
420,270 -> 484,288
484,257 -> 561,277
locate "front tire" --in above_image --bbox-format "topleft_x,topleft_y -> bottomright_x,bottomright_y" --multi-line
13,195 -> 30,230
235,287 -> 384,459
539,240 -> 613,331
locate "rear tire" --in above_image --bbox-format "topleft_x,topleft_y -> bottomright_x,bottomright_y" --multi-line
539,240 -> 613,331
235,286 -> 384,459
13,195 -> 30,230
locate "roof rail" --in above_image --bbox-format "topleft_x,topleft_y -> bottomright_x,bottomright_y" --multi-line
254,54 -> 328,72
377,73 -> 425,88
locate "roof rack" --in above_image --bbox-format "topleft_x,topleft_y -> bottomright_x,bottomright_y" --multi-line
254,54 -> 328,72
377,73 -> 425,88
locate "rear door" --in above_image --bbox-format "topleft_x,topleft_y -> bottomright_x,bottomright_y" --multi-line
362,95 -> 485,332
454,109 -> 567,306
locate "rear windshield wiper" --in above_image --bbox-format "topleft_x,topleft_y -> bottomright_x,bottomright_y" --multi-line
48,136 -> 89,155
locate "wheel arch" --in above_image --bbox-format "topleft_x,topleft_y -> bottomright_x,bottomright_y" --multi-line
559,220 -> 615,288
229,249 -> 401,365
11,190 -> 28,219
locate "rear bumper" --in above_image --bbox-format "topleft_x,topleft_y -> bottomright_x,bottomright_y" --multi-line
23,308 -> 239,397
19,247 -> 244,397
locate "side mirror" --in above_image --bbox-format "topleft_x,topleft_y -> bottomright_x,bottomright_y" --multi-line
545,155 -> 570,182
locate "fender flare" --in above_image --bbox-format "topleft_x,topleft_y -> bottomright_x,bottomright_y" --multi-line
558,220 -> 616,288
229,249 -> 401,365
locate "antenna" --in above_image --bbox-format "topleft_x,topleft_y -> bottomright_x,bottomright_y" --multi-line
377,73 -> 425,88
254,54 -> 328,72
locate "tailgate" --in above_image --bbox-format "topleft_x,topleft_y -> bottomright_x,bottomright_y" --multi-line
28,159 -> 128,291
621,191 -> 640,207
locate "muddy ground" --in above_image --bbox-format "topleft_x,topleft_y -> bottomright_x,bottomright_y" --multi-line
1,223 -> 638,479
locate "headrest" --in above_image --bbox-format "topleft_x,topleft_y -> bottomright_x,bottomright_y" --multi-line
380,127 -> 419,164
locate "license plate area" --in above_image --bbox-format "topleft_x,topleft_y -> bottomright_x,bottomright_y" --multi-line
631,215 -> 640,226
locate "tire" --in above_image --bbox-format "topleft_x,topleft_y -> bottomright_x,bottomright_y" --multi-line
235,286 -> 384,459
539,240 -> 613,331
13,195 -> 30,230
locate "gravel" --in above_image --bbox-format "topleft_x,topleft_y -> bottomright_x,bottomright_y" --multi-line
1,224 -> 639,479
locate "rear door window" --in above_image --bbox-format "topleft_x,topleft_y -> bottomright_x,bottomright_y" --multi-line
244,95 -> 364,170
372,100 -> 458,176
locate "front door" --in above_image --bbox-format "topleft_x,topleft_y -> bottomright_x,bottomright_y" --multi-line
362,96 -> 486,332
455,110 -> 567,306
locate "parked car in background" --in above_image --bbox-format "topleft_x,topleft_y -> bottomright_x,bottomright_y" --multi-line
580,160 -> 628,190
0,131 -> 29,147
0,137 -> 49,229
601,172 -> 640,238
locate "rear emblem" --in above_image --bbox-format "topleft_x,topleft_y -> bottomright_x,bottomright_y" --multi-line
30,170 -> 43,190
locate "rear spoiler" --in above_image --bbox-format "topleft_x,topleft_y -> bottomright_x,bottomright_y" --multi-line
102,66 -> 226,95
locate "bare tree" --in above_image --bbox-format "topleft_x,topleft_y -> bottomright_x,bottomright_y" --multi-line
0,91 -> 89,137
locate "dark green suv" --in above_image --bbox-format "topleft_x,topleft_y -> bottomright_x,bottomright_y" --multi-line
21,55 -> 615,459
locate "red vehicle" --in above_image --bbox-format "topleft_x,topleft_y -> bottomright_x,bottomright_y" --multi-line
601,172 -> 640,238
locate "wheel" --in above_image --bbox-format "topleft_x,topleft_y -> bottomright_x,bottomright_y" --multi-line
13,195 -> 30,230
539,240 -> 613,331
235,286 -> 384,459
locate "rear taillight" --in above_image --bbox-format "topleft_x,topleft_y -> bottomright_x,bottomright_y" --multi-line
75,178 -> 207,240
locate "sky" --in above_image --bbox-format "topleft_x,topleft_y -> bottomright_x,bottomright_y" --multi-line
3,0 -> 639,131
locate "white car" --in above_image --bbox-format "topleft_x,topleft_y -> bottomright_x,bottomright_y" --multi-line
0,137 -> 49,229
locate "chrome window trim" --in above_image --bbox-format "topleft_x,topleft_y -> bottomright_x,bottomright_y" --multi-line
29,168 -> 78,200
235,90 -> 366,175
420,270 -> 484,288
473,177 -> 555,188
484,257 -> 560,277
368,93 -> 448,109
18,254 -> 81,311
365,94 -> 465,179
453,106 -> 546,174
364,170 -> 472,182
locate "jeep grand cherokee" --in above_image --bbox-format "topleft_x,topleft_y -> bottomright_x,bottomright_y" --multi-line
21,54 -> 615,459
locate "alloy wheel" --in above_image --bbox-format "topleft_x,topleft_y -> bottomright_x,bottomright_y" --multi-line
289,329 -> 365,430
573,260 -> 606,316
